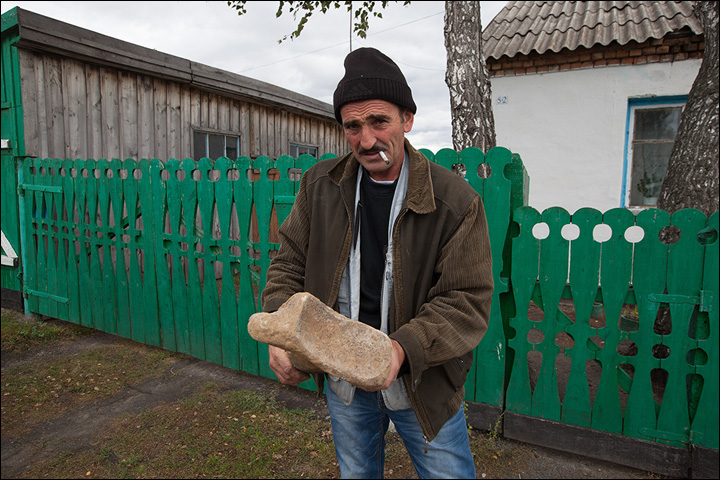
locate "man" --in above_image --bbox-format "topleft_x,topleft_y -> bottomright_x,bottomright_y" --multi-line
262,47 -> 493,478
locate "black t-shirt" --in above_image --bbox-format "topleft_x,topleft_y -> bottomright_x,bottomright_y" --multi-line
358,173 -> 398,330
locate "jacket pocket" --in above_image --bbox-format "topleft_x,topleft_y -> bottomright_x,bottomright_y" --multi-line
443,354 -> 472,391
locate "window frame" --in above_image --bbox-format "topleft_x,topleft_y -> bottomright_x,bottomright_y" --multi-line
289,142 -> 319,159
193,129 -> 241,160
621,95 -> 687,208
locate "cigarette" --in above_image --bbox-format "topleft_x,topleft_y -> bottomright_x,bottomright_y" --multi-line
379,151 -> 390,165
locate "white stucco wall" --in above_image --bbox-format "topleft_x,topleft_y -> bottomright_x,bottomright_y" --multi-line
490,59 -> 702,213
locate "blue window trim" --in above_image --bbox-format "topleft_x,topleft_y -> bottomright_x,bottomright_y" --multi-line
620,95 -> 688,208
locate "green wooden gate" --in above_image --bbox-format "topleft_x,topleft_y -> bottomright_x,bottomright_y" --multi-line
15,147 -> 524,397
1,12 -> 24,298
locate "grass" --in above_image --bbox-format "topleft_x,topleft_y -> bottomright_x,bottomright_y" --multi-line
20,384 -> 344,479
1,309 -> 175,437
1,308 -> 93,351
1,340 -> 176,438
11,380 -> 431,479
0,309 -> 425,478
2,308 -> 617,479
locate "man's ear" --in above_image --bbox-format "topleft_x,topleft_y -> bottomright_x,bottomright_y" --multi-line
403,111 -> 414,134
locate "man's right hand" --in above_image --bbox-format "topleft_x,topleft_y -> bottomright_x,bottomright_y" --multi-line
268,345 -> 311,385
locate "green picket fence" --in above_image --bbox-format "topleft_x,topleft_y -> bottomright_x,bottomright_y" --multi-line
506,206 -> 718,450
16,149 -> 718,454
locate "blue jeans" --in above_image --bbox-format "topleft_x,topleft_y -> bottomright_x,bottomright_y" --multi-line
326,386 -> 476,479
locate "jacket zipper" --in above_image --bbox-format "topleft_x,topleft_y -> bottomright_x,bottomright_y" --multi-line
387,208 -> 407,333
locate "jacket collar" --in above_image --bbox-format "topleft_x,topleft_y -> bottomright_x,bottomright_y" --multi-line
327,138 -> 436,214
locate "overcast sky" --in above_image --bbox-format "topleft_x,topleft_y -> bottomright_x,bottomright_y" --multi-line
2,1 -> 507,153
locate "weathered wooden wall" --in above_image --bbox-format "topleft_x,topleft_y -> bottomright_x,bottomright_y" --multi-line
18,50 -> 347,162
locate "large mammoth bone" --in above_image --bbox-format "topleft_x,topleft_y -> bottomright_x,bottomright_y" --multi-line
248,292 -> 392,389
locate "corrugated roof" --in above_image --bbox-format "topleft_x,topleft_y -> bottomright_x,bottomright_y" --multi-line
483,1 -> 702,59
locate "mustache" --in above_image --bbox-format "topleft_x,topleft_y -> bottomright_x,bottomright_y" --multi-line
358,142 -> 389,155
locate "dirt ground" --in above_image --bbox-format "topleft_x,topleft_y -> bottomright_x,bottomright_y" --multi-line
1,308 -> 663,479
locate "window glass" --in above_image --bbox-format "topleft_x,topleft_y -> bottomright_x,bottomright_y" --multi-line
193,132 -> 207,160
208,134 -> 225,160
225,136 -> 238,159
628,104 -> 683,207
634,108 -> 682,140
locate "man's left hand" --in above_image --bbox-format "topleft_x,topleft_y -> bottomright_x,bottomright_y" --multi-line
362,339 -> 406,391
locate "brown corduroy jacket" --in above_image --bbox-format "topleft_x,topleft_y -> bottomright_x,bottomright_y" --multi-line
261,139 -> 493,441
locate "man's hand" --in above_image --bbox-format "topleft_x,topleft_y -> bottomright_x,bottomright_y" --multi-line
362,339 -> 406,392
268,345 -> 311,385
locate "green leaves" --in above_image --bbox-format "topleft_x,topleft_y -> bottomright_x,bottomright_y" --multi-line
229,1 -> 412,43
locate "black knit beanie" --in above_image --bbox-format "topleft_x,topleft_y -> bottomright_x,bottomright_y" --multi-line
333,47 -> 416,124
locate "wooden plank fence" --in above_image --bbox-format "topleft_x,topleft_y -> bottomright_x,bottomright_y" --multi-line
13,148 -> 719,477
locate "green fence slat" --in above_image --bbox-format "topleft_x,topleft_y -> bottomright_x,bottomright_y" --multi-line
151,159 -> 176,351
161,158 -> 187,353
623,208 -> 670,441
215,156 -> 240,371
86,159 -> 109,332
62,158 -> 81,325
531,207 -> 571,421
293,154 -> 317,195
34,159 -> 48,316
459,147 -> 485,197
234,155 -> 258,375
108,158 -> 131,340
197,156 -> 222,366
96,159 -> 118,335
506,206 -> 542,415
35,158 -> 52,317
141,158 -> 162,347
433,148 -> 458,172
177,158 -> 204,358
98,159 -> 113,334
39,160 -> 57,318
691,211 -> 719,449
72,159 -> 92,328
122,158 -> 146,345
591,208 -> 635,433
21,159 -> 37,314
471,147 -> 511,406
49,158 -> 67,320
274,155 -> 295,227
253,155 -> 276,381
418,148 -> 434,163
654,209 -> 707,447
561,208 -> 602,427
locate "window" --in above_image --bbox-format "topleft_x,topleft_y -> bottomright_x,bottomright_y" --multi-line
289,143 -> 318,158
622,96 -> 686,208
193,131 -> 240,160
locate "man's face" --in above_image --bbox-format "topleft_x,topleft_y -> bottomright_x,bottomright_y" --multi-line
340,99 -> 414,182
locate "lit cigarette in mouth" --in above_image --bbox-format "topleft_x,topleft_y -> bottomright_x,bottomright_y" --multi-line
379,151 -> 390,165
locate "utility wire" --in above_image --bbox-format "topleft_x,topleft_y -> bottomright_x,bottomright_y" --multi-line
355,39 -> 445,72
239,10 -> 443,73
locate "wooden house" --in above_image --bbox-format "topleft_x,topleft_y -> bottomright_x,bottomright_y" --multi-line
1,6 -> 347,304
1,7 -> 347,162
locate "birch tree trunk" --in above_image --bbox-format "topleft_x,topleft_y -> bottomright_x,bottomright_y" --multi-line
444,0 -> 496,152
658,1 -> 719,215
